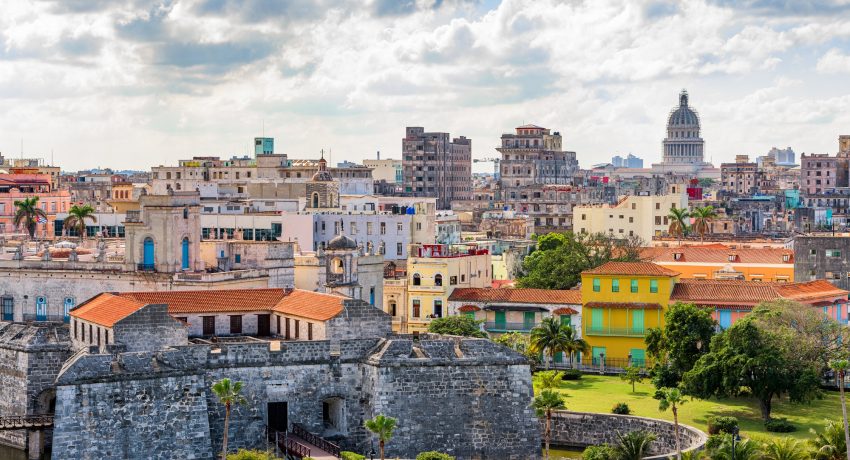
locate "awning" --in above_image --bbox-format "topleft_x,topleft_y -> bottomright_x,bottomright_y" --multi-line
484,305 -> 548,312
458,305 -> 482,312
552,307 -> 579,315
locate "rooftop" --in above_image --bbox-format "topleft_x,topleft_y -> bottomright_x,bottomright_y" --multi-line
448,287 -> 581,304
582,261 -> 680,277
670,279 -> 847,306
641,246 -> 793,264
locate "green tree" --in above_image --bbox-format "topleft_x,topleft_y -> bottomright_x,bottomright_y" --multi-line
364,414 -> 397,460
517,232 -> 644,290
710,435 -> 763,460
13,197 -> 47,239
582,444 -> 616,460
212,378 -> 247,460
613,430 -> 656,460
690,206 -> 717,242
620,366 -> 644,393
658,387 -> 686,460
682,315 -> 822,422
562,325 -> 590,369
64,204 -> 97,239
646,302 -> 716,388
530,317 -> 570,369
762,438 -> 808,460
810,420 -> 849,460
668,208 -> 690,245
493,332 -> 541,367
832,359 -> 850,460
533,389 -> 565,460
427,315 -> 486,338
537,370 -> 563,390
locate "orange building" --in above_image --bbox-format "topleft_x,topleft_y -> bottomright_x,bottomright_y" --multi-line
641,245 -> 794,282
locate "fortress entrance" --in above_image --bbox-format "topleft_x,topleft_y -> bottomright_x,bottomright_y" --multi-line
267,402 -> 288,433
321,397 -> 346,436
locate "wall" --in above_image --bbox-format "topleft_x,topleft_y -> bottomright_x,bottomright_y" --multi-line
112,304 -> 188,351
546,411 -> 707,459
325,300 -> 392,340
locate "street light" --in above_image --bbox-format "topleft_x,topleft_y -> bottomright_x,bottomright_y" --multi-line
731,426 -> 740,460
369,441 -> 376,460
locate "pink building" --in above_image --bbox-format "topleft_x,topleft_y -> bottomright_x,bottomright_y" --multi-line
0,174 -> 71,237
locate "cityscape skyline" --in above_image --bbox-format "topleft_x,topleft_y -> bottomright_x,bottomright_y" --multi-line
2,0 -> 850,171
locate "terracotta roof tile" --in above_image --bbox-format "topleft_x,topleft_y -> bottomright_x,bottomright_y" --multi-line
458,305 -> 482,312
448,288 -> 581,304
641,246 -> 793,264
671,279 -> 848,307
119,289 -> 288,314
271,290 -> 345,321
552,307 -> 579,315
70,293 -> 146,327
582,261 -> 680,277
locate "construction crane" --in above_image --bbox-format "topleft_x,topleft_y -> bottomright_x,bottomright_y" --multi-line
473,157 -> 501,179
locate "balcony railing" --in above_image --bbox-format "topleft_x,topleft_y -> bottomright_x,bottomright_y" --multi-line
21,314 -> 69,323
137,263 -> 156,272
585,326 -> 646,337
125,210 -> 142,223
485,321 -> 539,333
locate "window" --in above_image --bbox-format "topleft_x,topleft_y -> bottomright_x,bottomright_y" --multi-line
433,300 -> 442,318
63,297 -> 74,323
396,242 -> 403,256
450,276 -> 457,285
295,320 -> 300,338
612,279 -> 620,292
592,278 -> 600,292
202,316 -> 216,336
1,297 -> 13,321
308,323 -> 313,340
367,222 -> 373,235
235,254 -> 241,263
412,300 -> 421,318
434,274 -> 443,286
397,222 -> 403,234
413,273 -> 421,285
380,222 -> 386,235
649,279 -> 658,293
827,249 -> 842,258
630,279 -> 638,293
229,315 -> 242,334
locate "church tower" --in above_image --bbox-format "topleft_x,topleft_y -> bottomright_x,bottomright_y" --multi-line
305,151 -> 340,209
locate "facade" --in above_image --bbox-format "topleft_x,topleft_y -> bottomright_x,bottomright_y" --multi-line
800,153 -> 842,195
574,192 -> 689,242
0,174 -> 70,237
721,155 -> 759,195
612,154 -> 644,169
363,157 -> 402,184
642,245 -> 794,282
436,213 -> 462,245
402,127 -> 472,209
793,235 -> 850,289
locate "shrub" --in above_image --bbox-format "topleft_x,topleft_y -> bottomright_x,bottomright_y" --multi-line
611,402 -> 631,415
416,452 -> 455,460
707,416 -> 738,435
704,434 -> 725,451
341,452 -> 366,460
561,369 -> 583,380
764,418 -> 796,433
226,450 -> 281,460
582,444 -> 616,460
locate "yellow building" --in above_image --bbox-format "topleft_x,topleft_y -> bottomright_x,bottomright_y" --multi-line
574,192 -> 688,243
107,182 -> 149,213
641,245 -> 794,282
580,261 -> 679,366
386,244 -> 491,333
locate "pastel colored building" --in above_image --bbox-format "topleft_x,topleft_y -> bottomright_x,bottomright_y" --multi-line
641,245 -> 794,282
574,192 -> 688,242
0,174 -> 71,237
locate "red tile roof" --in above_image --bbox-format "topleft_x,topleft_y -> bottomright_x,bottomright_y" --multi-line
72,288 -> 348,326
641,246 -> 793,264
671,279 -> 848,307
448,288 -> 581,304
552,307 -> 579,315
458,305 -> 482,312
582,262 -> 680,277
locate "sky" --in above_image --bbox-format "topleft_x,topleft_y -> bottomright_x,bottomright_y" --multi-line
2,0 -> 850,172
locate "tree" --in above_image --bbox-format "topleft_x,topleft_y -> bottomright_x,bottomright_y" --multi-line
620,366 -> 644,393
710,436 -> 763,460
517,232 -> 644,290
13,197 -> 47,239
493,332 -> 541,368
646,303 -> 716,388
64,204 -> 97,240
364,414 -> 397,460
613,430 -> 656,460
668,208 -> 690,246
833,359 -> 850,460
810,420 -> 848,460
562,326 -> 590,369
682,315 -> 822,422
689,206 -> 717,242
427,315 -> 486,338
530,317 -> 570,369
533,389 -> 565,460
212,378 -> 247,460
537,371 -> 563,390
762,438 -> 808,460
658,387 -> 686,460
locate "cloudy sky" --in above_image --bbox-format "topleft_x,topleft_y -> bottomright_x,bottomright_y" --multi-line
2,0 -> 850,172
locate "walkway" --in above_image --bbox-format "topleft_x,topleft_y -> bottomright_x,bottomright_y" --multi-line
287,434 -> 338,460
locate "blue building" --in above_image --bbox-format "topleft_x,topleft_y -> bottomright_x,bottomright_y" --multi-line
254,137 -> 274,155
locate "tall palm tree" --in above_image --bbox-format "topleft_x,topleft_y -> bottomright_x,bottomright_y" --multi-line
537,370 -> 563,390
614,430 -> 657,460
533,389 -> 565,459
690,206 -> 717,242
64,204 -> 97,240
763,437 -> 808,460
212,378 -> 247,460
832,359 -> 850,460
530,317 -> 570,369
364,414 -> 397,460
658,387 -> 686,460
563,325 -> 590,369
13,197 -> 47,239
668,208 -> 690,246
810,420 -> 848,460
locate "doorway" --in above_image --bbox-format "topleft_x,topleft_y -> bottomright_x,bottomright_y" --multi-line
268,402 -> 288,433
257,314 -> 271,336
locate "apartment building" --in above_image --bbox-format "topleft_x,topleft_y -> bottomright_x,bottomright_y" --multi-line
574,192 -> 688,242
402,127 -> 472,209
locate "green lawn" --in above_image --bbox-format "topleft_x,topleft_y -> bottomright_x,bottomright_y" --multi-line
536,373 -> 843,442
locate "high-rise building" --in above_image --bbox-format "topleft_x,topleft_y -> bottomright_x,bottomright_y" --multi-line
402,127 -> 471,209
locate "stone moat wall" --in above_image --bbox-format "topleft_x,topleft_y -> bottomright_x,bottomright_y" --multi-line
546,410 -> 707,459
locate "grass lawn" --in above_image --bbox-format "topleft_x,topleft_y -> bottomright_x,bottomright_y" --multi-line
535,373 -> 843,442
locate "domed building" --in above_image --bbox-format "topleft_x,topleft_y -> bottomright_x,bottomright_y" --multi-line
305,152 -> 339,209
661,89 -> 705,166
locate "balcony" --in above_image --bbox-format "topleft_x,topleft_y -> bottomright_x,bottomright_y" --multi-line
125,210 -> 142,223
21,314 -> 69,323
484,321 -> 538,333
585,326 -> 646,337
137,263 -> 156,272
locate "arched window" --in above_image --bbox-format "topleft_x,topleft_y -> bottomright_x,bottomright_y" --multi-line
181,237 -> 190,270
312,192 -> 320,208
434,274 -> 443,286
331,257 -> 344,274
183,207 -> 189,219
413,273 -> 421,286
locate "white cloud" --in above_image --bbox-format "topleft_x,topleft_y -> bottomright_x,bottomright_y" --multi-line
816,48 -> 850,73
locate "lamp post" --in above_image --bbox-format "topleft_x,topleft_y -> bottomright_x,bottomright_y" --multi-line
369,441 -> 376,460
731,426 -> 740,460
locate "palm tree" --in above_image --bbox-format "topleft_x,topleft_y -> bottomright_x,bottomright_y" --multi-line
563,325 -> 590,369
690,206 -> 717,242
13,197 -> 47,239
668,208 -> 690,246
810,420 -> 849,460
613,430 -> 657,460
64,204 -> 97,240
832,359 -> 850,460
537,370 -> 563,390
530,317 -> 570,369
364,414 -> 397,460
533,389 -> 565,459
658,387 -> 686,460
763,437 -> 808,460
713,436 -> 763,460
211,378 -> 247,460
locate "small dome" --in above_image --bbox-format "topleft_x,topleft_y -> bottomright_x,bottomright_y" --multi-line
311,170 -> 334,181
327,234 -> 357,250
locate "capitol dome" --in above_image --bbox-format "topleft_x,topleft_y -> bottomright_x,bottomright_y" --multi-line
327,234 -> 358,251
661,89 -> 705,166
667,91 -> 700,127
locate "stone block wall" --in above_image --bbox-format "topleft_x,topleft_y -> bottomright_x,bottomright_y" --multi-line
325,299 -> 392,340
112,304 -> 188,352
